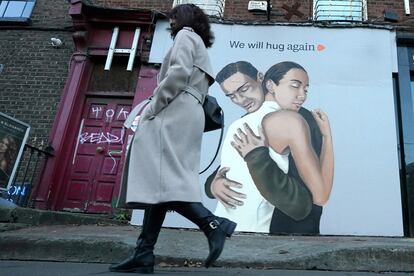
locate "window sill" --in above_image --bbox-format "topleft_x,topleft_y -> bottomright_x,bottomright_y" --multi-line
0,17 -> 31,26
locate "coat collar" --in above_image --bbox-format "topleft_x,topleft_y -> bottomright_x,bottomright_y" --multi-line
182,26 -> 194,32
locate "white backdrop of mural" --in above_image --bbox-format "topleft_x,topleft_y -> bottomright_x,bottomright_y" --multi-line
131,21 -> 402,236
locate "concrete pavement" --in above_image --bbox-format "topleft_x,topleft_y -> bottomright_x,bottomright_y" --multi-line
2,260 -> 412,276
1,205 -> 414,273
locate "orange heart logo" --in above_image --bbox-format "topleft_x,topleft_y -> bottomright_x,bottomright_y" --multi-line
317,44 -> 326,51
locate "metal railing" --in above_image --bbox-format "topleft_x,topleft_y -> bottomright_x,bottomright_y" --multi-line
314,0 -> 366,22
173,0 -> 225,17
4,144 -> 53,207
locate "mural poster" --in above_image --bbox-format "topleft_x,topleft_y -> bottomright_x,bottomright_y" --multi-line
131,22 -> 402,236
208,60 -> 330,234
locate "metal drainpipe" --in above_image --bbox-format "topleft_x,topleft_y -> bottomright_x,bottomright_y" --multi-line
267,0 -> 271,21
404,0 -> 411,15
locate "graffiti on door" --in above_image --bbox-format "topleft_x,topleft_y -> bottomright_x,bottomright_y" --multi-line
79,128 -> 125,145
89,105 -> 130,122
63,98 -> 133,213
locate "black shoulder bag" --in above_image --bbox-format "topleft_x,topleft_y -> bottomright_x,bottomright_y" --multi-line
200,95 -> 224,174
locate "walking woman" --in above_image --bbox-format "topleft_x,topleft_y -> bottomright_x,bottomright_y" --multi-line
110,4 -> 236,274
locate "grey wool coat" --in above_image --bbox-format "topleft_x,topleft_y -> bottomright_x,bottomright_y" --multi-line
117,27 -> 215,208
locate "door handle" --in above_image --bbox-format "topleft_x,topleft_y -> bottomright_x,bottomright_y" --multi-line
96,146 -> 105,153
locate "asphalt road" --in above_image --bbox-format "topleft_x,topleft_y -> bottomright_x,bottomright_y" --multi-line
0,261 -> 413,276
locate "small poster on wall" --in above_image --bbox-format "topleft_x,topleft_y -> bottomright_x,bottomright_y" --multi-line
0,112 -> 30,191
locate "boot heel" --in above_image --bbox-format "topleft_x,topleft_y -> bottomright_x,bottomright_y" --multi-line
136,265 -> 154,274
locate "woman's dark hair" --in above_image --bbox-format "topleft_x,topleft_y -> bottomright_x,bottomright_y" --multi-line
262,61 -> 307,94
216,61 -> 258,84
168,4 -> 214,48
1,135 -> 17,173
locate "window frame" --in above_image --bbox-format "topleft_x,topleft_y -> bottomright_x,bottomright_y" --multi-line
172,0 -> 225,17
313,0 -> 368,22
0,0 -> 36,25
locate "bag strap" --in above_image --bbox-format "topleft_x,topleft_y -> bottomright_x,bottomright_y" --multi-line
183,85 -> 206,105
124,98 -> 151,128
199,113 -> 224,174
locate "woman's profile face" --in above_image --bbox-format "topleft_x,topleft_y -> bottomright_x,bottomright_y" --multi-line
0,138 -> 10,153
269,68 -> 309,111
169,18 -> 179,36
169,19 -> 176,29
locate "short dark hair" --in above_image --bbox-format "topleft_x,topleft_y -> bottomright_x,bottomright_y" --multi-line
168,4 -> 214,48
216,61 -> 258,84
262,61 -> 307,94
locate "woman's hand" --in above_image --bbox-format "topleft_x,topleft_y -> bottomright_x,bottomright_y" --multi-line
312,109 -> 331,138
130,116 -> 141,132
211,167 -> 246,209
231,123 -> 266,158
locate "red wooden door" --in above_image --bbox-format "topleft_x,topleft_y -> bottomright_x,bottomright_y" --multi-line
61,97 -> 132,213
59,66 -> 159,213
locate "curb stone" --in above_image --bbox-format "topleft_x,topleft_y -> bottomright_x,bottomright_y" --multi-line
1,225 -> 414,272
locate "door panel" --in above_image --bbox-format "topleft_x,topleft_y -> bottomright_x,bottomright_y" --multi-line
62,97 -> 132,213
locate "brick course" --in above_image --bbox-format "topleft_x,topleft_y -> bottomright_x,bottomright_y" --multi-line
88,0 -> 173,11
30,0 -> 72,28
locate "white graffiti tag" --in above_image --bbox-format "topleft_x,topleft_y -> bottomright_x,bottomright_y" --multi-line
90,106 -> 130,122
106,109 -> 115,122
79,131 -> 124,144
92,106 -> 103,118
117,107 -> 129,120
108,150 -> 123,174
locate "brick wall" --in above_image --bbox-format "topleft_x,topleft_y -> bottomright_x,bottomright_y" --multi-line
224,0 -> 312,22
366,1 -> 414,31
30,0 -> 72,28
86,0 -> 414,27
88,0 -> 173,11
0,0 -> 72,147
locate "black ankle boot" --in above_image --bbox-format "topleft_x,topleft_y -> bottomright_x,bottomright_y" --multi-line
202,217 -> 237,268
109,240 -> 154,273
169,202 -> 237,268
109,204 -> 167,274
